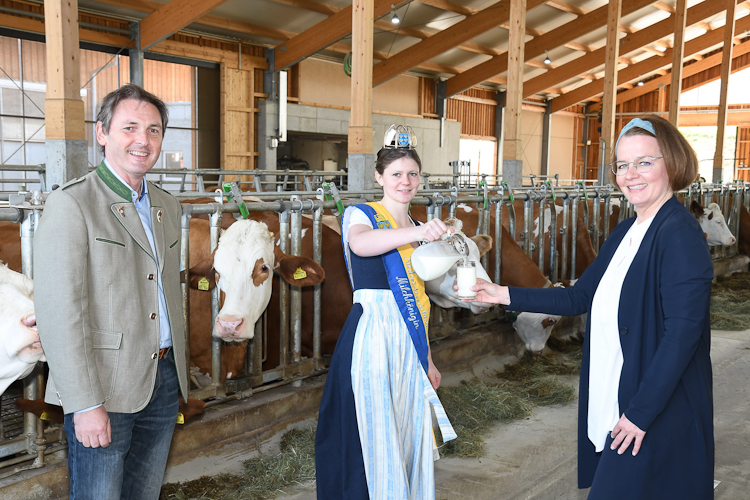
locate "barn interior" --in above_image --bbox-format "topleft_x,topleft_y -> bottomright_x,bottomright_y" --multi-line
2,0 -> 750,498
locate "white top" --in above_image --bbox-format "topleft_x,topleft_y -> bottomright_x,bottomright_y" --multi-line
588,215 -> 654,452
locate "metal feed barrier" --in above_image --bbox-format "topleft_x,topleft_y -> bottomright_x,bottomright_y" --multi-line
1,180 -> 747,474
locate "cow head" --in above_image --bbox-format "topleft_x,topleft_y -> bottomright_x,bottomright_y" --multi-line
690,201 -> 736,246
0,264 -> 44,395
510,311 -> 562,354
188,220 -> 325,341
424,224 -> 495,314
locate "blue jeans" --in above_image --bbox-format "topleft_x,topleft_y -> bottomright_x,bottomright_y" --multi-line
64,352 -> 179,500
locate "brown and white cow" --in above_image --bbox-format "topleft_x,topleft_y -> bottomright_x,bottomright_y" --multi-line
689,201 -> 736,247
0,263 -> 44,396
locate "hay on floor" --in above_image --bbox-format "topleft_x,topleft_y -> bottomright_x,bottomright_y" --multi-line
161,338 -> 583,498
711,272 -> 750,331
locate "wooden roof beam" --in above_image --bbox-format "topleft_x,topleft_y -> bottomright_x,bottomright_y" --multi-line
275,0 -> 400,71
445,0 -> 656,97
264,0 -> 339,16
545,0 -> 588,16
550,13 -> 750,112
139,0 -> 231,50
652,1 -> 675,14
642,46 -> 667,55
372,21 -> 502,57
92,0 -> 294,42
372,0 -> 546,86
523,0 -> 737,98
417,0 -> 476,16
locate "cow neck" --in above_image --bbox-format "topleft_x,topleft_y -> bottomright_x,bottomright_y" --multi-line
96,162 -> 133,201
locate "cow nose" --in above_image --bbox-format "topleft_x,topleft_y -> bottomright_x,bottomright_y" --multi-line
730,236 -> 736,245
22,314 -> 37,329
217,317 -> 244,337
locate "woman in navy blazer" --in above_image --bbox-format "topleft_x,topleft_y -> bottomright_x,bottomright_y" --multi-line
468,116 -> 714,499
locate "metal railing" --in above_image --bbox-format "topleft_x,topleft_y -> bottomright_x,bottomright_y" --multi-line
1,180 -> 747,473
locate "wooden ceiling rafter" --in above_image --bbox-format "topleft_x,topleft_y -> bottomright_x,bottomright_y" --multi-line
139,0 -> 231,50
551,13 -> 750,112
444,0 -> 657,97
545,0 -> 588,16
416,0 -> 476,16
523,0 -> 738,98
371,0 -> 547,87
274,0 -> 401,71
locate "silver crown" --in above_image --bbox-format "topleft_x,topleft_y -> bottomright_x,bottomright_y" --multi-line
383,124 -> 417,150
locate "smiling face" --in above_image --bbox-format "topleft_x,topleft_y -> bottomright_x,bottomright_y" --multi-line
615,134 -> 673,221
376,156 -> 420,205
96,98 -> 164,191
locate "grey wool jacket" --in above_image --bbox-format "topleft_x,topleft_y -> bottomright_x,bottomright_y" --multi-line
34,163 -> 189,414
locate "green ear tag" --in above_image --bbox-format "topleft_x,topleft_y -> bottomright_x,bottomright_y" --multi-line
198,277 -> 209,291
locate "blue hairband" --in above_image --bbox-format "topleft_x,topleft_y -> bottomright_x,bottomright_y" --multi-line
614,117 -> 656,155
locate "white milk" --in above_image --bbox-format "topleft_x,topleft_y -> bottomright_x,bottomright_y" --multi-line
411,255 -> 460,281
456,263 -> 477,298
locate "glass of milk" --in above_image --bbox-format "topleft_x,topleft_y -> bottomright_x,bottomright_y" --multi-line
456,260 -> 477,298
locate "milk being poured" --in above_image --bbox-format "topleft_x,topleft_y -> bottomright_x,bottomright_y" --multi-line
411,255 -> 460,281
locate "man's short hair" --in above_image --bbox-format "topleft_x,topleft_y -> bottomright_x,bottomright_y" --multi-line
96,84 -> 169,155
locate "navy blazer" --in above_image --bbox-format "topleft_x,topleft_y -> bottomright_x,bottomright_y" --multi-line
508,196 -> 714,500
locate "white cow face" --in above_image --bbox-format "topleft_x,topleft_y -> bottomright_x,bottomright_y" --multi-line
212,220 -> 276,341
0,265 -> 44,395
424,232 -> 494,314
511,311 -> 561,354
691,201 -> 736,246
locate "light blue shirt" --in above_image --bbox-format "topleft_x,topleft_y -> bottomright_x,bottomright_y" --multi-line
104,160 -> 172,350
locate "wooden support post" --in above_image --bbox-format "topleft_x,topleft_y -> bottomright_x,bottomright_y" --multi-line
44,0 -> 87,187
668,0 -> 688,126
714,0 -> 737,182
501,0 -> 526,187
599,0 -> 622,185
348,0 -> 374,191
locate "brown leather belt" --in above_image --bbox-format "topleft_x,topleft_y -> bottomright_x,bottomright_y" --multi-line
158,347 -> 171,360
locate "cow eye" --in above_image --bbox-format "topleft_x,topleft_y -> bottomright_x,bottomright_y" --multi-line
261,265 -> 269,272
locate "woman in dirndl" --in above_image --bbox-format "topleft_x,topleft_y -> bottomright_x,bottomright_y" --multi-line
315,128 -> 456,500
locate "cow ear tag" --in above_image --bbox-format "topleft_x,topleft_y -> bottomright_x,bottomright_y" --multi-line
176,413 -> 185,424
198,277 -> 210,291
293,267 -> 307,280
40,411 -> 51,421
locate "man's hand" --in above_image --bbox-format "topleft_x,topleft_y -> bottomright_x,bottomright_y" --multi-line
73,406 -> 112,448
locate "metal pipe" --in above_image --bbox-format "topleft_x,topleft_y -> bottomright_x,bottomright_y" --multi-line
548,197 -> 558,283
209,208 -> 222,386
523,196 -> 533,258
278,210 -> 291,372
494,200 -> 502,284
20,207 -> 39,449
312,206 -> 323,364
180,204 -> 192,378
591,193 -> 600,253
570,197 -> 579,279
561,198 -> 570,280
537,192 -> 546,272
290,203 -> 303,388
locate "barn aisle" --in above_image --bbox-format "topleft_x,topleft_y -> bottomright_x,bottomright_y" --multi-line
274,327 -> 750,500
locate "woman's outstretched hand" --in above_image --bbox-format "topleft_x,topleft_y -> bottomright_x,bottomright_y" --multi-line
456,278 -> 511,305
610,414 -> 646,456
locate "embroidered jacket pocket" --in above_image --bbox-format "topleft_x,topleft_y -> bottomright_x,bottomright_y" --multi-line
95,237 -> 126,247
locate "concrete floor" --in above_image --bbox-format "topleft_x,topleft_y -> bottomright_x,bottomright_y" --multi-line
267,328 -> 750,500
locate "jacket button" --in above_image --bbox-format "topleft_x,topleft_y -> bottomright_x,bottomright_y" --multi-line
151,352 -> 158,360
620,327 -> 628,335
150,313 -> 157,320
147,274 -> 154,280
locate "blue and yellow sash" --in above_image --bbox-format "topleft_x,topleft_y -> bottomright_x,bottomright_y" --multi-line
344,203 -> 431,373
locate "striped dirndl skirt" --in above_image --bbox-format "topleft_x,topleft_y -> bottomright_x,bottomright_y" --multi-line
351,289 -> 456,500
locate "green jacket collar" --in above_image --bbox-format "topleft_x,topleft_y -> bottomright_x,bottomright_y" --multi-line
96,161 -> 134,201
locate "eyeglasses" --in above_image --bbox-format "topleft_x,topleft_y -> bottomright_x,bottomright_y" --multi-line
609,156 -> 663,176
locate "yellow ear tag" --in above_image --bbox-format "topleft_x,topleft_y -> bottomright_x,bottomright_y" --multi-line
176,413 -> 185,424
198,277 -> 209,291
40,411 -> 50,421
293,267 -> 307,280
